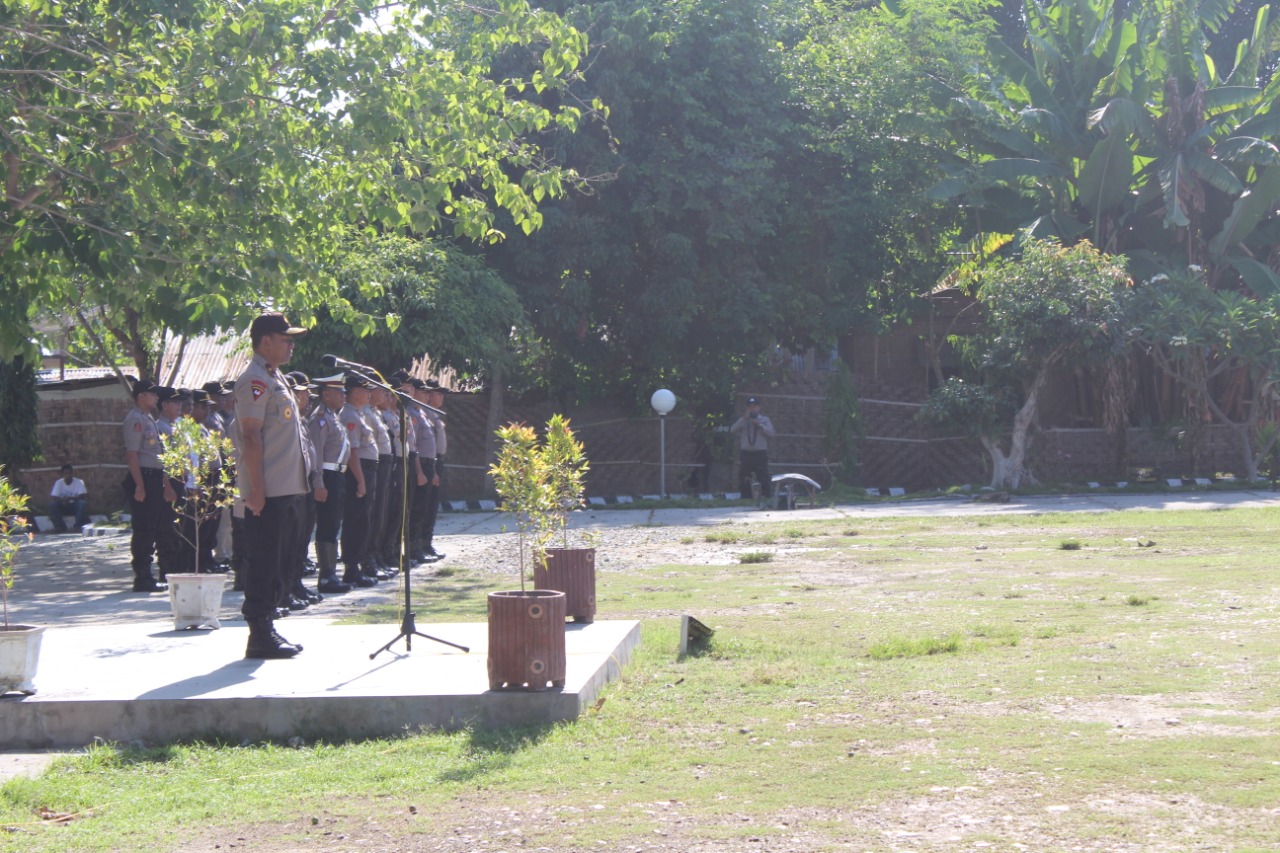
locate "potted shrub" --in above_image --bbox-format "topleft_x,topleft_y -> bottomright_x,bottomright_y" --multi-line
534,414 -> 597,623
486,422 -> 566,691
0,466 -> 42,696
159,416 -> 237,630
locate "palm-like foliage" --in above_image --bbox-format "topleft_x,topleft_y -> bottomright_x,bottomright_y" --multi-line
933,0 -> 1280,288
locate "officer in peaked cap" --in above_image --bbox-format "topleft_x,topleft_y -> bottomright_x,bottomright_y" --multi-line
338,372 -> 381,585
122,378 -> 173,592
233,312 -> 311,659
308,372 -> 352,593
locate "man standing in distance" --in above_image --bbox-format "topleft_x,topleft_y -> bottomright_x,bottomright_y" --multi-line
234,313 -> 311,659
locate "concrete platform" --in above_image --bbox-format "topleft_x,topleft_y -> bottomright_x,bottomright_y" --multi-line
0,618 -> 640,749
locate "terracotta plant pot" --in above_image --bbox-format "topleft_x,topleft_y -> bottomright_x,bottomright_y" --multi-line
0,624 -> 44,695
486,590 -> 567,691
534,547 -> 596,623
166,573 -> 228,630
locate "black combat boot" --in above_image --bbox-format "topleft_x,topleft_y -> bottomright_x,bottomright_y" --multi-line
245,619 -> 303,659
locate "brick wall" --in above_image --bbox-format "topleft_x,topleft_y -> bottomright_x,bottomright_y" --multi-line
19,393 -> 134,515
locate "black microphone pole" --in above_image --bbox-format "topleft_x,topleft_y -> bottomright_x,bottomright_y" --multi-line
369,368 -> 468,659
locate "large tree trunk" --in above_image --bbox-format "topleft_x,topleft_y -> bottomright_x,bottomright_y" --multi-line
982,370 -> 1048,489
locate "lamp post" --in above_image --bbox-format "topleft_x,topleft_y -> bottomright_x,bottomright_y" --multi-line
650,389 -> 676,498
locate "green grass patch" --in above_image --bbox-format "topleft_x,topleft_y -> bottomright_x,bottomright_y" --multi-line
867,634 -> 963,659
738,551 -> 773,564
9,506 -> 1280,850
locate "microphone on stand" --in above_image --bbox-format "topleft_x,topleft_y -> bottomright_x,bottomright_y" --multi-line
321,353 -> 380,374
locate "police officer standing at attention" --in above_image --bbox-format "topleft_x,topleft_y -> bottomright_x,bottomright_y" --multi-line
123,378 -> 172,592
234,313 -> 311,659
339,373 -> 378,587
421,380 -> 448,561
308,373 -> 352,594
407,378 -> 439,564
155,386 -> 190,579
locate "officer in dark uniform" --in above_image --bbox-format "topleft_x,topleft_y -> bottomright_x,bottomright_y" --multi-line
308,373 -> 353,593
233,313 -> 311,659
122,379 -> 172,592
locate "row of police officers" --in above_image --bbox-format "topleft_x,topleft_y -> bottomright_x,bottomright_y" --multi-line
122,313 -> 449,659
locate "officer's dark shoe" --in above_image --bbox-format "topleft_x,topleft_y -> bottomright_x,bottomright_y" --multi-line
285,595 -> 309,611
318,578 -> 352,594
365,563 -> 390,581
425,548 -> 445,560
132,577 -> 168,593
275,606 -> 292,619
245,620 -> 302,659
343,570 -> 377,588
304,589 -> 323,604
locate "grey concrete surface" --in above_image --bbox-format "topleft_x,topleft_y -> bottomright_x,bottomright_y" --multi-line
0,617 -> 640,751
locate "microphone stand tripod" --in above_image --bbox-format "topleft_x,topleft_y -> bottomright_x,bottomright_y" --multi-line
355,367 -> 468,659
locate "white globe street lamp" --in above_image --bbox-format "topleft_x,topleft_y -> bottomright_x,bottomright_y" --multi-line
650,389 -> 676,498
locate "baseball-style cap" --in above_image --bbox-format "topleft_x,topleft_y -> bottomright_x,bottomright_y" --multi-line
285,370 -> 314,391
746,397 -> 760,405
161,387 -> 191,404
249,312 -> 308,343
132,378 -> 160,398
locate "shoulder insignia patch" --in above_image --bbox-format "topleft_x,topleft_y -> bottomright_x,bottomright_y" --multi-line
251,379 -> 267,400
346,422 -> 356,430
134,423 -> 142,432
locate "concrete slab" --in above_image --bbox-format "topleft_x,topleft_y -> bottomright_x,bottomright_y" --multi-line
0,618 -> 640,749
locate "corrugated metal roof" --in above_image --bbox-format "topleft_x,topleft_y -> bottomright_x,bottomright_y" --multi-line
36,367 -> 137,385
157,332 -> 251,389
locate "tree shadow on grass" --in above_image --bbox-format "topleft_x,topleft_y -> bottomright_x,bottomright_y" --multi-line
435,722 -> 559,784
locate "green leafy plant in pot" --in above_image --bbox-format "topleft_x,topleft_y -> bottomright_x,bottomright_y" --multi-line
535,414 -> 596,622
486,422 -> 566,691
0,465 -> 43,695
159,416 -> 238,630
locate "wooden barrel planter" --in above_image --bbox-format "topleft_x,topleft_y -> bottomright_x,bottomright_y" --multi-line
534,547 -> 597,623
487,590 -> 567,691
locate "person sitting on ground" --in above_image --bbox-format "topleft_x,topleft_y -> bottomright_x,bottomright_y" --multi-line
48,463 -> 89,533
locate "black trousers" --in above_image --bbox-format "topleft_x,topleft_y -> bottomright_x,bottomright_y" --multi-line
241,493 -> 306,621
315,469 -> 345,544
410,457 -> 436,553
378,455 -> 406,567
370,453 -> 395,562
739,449 -> 772,497
423,458 -> 441,549
125,468 -> 171,580
342,459 -> 378,569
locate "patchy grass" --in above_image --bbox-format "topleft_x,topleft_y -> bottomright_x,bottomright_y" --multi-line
738,551 -> 774,564
6,507 -> 1280,851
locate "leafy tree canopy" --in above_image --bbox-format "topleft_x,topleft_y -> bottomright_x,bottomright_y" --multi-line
292,232 -> 523,382
1,0 -> 590,360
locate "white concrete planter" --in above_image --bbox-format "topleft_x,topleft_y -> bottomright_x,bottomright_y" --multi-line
166,573 -> 228,630
0,624 -> 44,695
